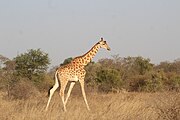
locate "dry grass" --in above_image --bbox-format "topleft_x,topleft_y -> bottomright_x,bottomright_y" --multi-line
0,91 -> 179,120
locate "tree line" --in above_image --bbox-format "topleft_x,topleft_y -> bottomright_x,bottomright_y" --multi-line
0,49 -> 179,99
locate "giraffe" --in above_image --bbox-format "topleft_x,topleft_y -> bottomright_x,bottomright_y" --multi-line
45,38 -> 111,111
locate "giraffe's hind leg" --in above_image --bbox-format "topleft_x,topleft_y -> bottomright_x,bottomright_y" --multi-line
59,79 -> 68,112
45,74 -> 59,111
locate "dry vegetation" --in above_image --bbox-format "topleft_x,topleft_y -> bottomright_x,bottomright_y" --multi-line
0,91 -> 179,120
1,52 -> 180,120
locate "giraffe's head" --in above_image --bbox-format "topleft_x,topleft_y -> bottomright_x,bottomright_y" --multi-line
98,38 -> 111,51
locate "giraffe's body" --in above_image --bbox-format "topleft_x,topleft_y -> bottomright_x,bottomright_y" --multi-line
45,38 -> 110,111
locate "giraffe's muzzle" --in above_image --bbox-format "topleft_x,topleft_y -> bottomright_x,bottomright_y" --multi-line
107,47 -> 111,51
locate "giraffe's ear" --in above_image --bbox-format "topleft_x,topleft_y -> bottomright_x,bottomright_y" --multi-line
100,37 -> 103,41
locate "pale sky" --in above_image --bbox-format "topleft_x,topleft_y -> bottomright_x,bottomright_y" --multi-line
0,0 -> 180,67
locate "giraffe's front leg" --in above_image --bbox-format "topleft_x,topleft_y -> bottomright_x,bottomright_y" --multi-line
64,81 -> 75,105
79,79 -> 90,111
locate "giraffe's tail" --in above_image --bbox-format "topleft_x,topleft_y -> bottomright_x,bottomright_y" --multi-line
47,70 -> 59,97
47,86 -> 53,97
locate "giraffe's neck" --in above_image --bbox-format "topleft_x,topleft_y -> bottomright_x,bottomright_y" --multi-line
73,43 -> 100,66
82,43 -> 100,65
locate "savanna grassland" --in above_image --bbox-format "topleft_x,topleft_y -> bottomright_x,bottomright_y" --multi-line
0,91 -> 179,120
1,50 -> 180,120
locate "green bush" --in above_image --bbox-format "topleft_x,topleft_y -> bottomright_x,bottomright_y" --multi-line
85,62 -> 101,89
171,76 -> 180,91
129,75 -> 148,91
96,68 -> 123,93
33,73 -> 54,92
60,57 -> 73,66
129,72 -> 164,92
164,73 -> 180,91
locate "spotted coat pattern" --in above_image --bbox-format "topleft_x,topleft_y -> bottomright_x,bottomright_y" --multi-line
46,38 -> 110,112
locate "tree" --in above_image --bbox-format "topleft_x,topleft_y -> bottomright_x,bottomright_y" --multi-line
0,54 -> 10,69
155,61 -> 171,73
14,49 -> 50,80
134,56 -> 153,75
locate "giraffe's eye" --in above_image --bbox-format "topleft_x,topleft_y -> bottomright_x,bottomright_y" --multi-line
103,42 -> 106,45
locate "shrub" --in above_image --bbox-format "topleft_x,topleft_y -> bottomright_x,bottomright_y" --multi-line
96,68 -> 123,93
129,75 -> 148,91
85,62 -> 101,89
9,78 -> 40,100
171,76 -> 180,91
33,74 -> 54,92
129,72 -> 164,92
164,72 -> 180,91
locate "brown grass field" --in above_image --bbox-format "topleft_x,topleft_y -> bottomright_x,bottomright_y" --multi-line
0,91 -> 179,120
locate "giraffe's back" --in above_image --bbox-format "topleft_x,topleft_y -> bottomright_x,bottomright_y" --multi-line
57,63 -> 85,82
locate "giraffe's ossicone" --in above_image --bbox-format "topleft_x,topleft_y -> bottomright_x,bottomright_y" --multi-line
45,38 -> 111,112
